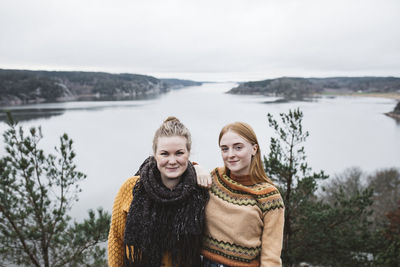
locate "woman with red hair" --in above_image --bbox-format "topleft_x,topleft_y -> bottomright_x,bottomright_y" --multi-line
201,122 -> 285,267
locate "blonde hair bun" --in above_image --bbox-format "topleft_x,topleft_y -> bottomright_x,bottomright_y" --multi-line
164,116 -> 180,123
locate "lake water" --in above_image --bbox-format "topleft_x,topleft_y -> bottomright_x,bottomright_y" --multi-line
1,82 -> 399,220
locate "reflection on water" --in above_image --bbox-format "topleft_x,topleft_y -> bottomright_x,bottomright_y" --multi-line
0,99 -> 154,122
73,93 -> 162,102
0,108 -> 67,122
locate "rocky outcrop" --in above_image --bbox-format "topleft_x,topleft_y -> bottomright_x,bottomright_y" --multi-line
394,102 -> 400,114
386,102 -> 400,120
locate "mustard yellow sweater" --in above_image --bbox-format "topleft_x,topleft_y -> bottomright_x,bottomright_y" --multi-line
201,168 -> 285,267
107,176 -> 172,267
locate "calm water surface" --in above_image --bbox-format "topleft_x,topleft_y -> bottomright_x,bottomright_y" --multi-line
1,82 -> 399,220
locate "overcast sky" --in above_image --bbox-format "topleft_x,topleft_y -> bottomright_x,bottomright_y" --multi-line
0,0 -> 399,81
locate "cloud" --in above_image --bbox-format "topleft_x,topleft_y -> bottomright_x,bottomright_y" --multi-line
0,0 -> 399,81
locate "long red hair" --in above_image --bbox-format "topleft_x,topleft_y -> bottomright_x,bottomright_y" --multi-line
219,122 -> 273,184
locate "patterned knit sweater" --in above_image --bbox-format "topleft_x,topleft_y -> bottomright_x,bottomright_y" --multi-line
201,167 -> 285,267
107,176 -> 173,267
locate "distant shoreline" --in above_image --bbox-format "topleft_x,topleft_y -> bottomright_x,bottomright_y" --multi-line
320,92 -> 400,100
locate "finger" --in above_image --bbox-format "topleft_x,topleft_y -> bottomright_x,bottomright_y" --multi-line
207,176 -> 212,187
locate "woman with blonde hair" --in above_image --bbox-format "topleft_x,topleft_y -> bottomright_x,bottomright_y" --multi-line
201,122 -> 285,267
108,117 -> 209,267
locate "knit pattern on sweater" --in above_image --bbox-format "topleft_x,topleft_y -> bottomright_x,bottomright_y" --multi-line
203,235 -> 261,262
212,170 -> 284,213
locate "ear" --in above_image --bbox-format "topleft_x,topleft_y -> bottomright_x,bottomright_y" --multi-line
252,144 -> 258,156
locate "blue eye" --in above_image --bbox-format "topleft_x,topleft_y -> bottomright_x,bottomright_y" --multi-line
221,147 -> 228,152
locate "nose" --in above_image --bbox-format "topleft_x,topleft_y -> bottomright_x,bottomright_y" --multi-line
227,148 -> 235,158
168,155 -> 177,164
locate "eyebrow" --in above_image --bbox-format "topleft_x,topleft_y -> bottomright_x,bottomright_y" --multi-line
160,149 -> 185,152
220,142 -> 244,147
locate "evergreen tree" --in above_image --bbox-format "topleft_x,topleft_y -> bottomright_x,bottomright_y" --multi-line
0,114 -> 110,266
264,108 -> 328,265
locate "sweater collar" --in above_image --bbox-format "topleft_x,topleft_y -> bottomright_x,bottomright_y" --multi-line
228,170 -> 256,186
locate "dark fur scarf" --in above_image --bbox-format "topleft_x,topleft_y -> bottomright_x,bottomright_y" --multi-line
124,156 -> 209,267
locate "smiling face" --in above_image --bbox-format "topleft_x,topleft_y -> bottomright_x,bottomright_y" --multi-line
219,130 -> 258,176
154,136 -> 190,189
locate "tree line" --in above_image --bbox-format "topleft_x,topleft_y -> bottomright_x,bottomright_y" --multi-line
0,110 -> 399,266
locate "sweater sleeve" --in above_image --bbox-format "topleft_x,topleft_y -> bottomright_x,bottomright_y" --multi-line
108,177 -> 138,267
260,204 -> 285,267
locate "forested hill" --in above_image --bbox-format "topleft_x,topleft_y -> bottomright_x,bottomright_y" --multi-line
228,77 -> 400,99
160,78 -> 202,88
0,69 -> 201,106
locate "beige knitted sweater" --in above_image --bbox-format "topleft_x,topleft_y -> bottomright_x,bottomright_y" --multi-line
201,167 -> 285,267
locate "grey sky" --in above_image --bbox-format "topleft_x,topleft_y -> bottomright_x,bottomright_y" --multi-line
1,0 -> 399,81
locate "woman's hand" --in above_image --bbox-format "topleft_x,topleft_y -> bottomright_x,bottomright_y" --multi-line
194,164 -> 212,188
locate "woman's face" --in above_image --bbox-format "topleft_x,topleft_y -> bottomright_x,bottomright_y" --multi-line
219,130 -> 257,176
154,136 -> 189,189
